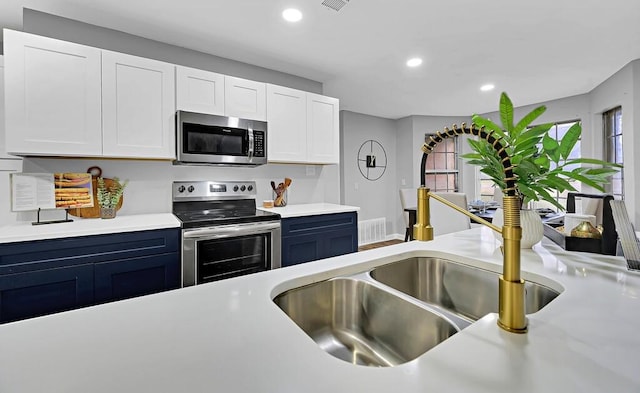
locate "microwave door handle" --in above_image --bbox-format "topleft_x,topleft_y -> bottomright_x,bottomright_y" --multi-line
248,128 -> 254,158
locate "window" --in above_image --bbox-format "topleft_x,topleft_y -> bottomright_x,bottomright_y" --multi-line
603,107 -> 623,199
477,120 -> 581,208
545,120 -> 581,209
479,174 -> 496,202
424,134 -> 459,192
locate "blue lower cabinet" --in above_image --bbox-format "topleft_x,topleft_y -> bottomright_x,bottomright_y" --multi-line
282,212 -> 358,267
0,228 -> 180,323
282,234 -> 321,267
94,253 -> 180,303
0,264 -> 94,324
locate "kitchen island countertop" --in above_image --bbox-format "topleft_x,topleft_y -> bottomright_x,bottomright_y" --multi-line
0,213 -> 181,244
257,202 -> 359,218
1,227 -> 639,392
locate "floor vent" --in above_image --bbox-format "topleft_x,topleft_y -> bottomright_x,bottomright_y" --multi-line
321,0 -> 350,12
358,218 -> 386,245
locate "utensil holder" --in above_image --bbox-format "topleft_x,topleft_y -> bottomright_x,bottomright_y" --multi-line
273,190 -> 287,207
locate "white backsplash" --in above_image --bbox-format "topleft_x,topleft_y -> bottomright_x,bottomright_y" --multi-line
11,157 -> 340,223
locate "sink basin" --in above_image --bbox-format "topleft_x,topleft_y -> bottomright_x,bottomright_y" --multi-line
370,257 -> 560,322
274,277 -> 458,367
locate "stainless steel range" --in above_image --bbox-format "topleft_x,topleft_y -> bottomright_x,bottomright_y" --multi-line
172,181 -> 281,286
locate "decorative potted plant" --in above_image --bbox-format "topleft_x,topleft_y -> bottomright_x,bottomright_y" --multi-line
97,177 -> 128,219
462,92 -> 621,247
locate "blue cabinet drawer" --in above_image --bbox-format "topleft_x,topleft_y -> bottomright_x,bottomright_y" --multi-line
0,228 -> 180,274
281,212 -> 358,267
282,212 -> 357,235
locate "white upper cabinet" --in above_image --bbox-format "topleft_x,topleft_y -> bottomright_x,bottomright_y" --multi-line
101,51 -> 176,159
224,76 -> 266,121
266,85 -> 339,164
3,30 -> 337,164
307,93 -> 339,164
176,66 -> 225,115
266,84 -> 307,163
4,30 -> 102,156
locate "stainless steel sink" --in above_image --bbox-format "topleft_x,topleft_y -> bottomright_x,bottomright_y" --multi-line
370,257 -> 560,323
274,277 -> 459,367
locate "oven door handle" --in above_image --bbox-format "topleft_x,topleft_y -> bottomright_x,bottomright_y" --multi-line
183,222 -> 280,239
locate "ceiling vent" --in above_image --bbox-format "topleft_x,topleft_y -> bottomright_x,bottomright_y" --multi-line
321,0 -> 350,12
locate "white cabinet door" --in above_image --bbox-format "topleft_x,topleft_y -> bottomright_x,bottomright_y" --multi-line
4,30 -> 102,156
266,84 -> 307,163
102,51 -> 176,159
307,93 -> 340,164
176,66 -> 225,115
224,76 -> 266,121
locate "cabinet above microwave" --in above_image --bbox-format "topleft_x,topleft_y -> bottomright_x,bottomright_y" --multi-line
176,66 -> 267,122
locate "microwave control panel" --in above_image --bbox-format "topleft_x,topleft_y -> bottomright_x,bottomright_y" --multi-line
253,131 -> 265,157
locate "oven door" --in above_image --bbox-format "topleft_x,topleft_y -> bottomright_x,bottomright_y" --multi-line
181,221 -> 281,286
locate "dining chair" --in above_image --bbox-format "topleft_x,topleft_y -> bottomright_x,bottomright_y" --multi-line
430,192 -> 471,236
399,188 -> 417,241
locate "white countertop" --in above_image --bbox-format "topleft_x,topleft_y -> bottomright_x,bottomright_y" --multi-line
257,202 -> 359,218
1,227 -> 639,392
0,213 -> 181,243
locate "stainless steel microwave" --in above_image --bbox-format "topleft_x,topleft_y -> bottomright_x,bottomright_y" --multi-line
175,111 -> 267,166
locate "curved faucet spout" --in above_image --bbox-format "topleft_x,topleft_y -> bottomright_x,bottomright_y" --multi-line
414,123 -> 527,334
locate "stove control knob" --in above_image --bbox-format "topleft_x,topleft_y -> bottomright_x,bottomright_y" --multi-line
247,185 -> 253,191
187,185 -> 195,193
240,185 -> 246,191
233,185 -> 239,192
177,185 -> 185,193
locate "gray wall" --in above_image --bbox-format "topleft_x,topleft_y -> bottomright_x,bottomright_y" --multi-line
22,9 -> 322,94
479,72 -> 639,227
340,111 -> 398,234
589,60 -> 638,226
393,115 -> 474,236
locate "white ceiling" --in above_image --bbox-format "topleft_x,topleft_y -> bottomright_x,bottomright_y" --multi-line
1,0 -> 640,119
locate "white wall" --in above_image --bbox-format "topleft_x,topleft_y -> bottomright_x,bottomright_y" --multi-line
340,111 -> 398,235
16,158 -> 338,222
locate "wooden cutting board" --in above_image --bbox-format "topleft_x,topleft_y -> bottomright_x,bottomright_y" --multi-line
68,178 -> 124,218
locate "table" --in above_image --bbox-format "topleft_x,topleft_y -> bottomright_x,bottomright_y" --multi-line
404,207 -> 562,241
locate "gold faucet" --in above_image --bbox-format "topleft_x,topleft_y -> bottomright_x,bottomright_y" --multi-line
414,123 -> 527,334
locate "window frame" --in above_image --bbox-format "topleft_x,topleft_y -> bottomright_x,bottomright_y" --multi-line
423,133 -> 460,193
603,106 -> 623,200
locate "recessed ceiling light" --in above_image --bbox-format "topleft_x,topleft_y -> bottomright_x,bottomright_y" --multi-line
282,8 -> 303,22
406,58 -> 423,67
480,84 -> 495,92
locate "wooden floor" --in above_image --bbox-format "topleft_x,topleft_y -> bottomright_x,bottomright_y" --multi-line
358,239 -> 404,251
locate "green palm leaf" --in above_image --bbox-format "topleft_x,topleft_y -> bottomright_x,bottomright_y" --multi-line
500,93 -> 514,133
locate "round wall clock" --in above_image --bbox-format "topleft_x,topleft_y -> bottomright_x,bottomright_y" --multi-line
357,139 -> 387,181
